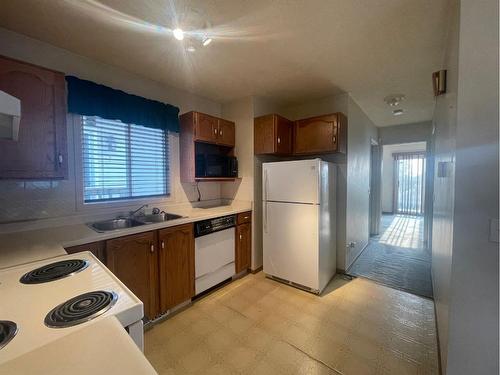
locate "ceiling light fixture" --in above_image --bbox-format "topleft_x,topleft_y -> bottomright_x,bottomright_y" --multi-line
384,94 -> 406,107
187,46 -> 196,52
173,28 -> 184,41
393,109 -> 404,116
202,37 -> 212,46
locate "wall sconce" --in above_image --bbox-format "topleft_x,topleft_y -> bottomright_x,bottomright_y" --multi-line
433,70 -> 447,96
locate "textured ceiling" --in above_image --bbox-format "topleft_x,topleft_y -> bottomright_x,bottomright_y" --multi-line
0,0 -> 450,126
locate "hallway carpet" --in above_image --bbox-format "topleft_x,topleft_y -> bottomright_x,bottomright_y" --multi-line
348,215 -> 433,298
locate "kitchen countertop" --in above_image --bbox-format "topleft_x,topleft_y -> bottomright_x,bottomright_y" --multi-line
0,203 -> 252,269
0,316 -> 157,375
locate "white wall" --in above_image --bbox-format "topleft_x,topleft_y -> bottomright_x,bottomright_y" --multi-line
432,0 -> 499,373
379,121 -> 432,145
445,0 -> 499,373
344,97 -> 378,268
381,142 -> 427,213
0,28 -> 223,225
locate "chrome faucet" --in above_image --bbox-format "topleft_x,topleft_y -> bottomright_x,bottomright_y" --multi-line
129,204 -> 149,217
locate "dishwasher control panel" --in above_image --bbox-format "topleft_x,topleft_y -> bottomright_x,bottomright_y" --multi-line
194,215 -> 236,237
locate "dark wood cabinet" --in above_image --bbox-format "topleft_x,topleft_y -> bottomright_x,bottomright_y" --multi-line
235,211 -> 252,273
65,241 -> 106,264
254,114 -> 293,155
158,224 -> 195,312
106,231 -> 159,320
194,112 -> 219,143
294,113 -> 347,155
180,111 -> 237,183
254,112 -> 347,156
217,118 -> 236,147
185,111 -> 235,147
0,55 -> 67,179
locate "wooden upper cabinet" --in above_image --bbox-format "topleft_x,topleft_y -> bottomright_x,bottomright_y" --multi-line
0,56 -> 67,179
158,224 -> 195,312
187,111 -> 235,147
180,111 -> 236,183
293,113 -> 347,155
106,231 -> 159,320
254,114 -> 292,155
194,112 -> 218,143
217,118 -> 235,147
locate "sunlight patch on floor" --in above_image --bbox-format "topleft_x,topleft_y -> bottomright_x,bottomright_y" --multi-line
378,215 -> 424,249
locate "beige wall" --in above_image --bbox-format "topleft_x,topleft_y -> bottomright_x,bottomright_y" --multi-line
0,28 -> 223,225
381,142 -> 427,213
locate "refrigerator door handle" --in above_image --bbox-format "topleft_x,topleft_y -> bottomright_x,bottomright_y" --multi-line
264,168 -> 268,233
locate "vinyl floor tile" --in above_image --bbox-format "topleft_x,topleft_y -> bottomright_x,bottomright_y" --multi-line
145,272 -> 439,375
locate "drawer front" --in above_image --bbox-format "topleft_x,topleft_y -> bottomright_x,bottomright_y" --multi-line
237,211 -> 252,225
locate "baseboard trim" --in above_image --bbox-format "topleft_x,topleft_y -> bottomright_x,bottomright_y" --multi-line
345,241 -> 370,272
251,266 -> 263,274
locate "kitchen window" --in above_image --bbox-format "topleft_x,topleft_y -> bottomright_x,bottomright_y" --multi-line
81,115 -> 169,203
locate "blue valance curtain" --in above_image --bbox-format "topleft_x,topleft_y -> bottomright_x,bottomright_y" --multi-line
65,76 -> 180,132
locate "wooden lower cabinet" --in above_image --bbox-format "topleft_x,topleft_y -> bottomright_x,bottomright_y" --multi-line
65,241 -> 106,264
106,231 -> 159,320
235,212 -> 252,273
158,224 -> 195,312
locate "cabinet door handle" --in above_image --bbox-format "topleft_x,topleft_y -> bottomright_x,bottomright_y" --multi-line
332,135 -> 337,144
239,234 -> 242,240
161,240 -> 165,250
214,127 -> 217,135
150,244 -> 154,253
58,153 -> 63,165
277,136 -> 281,144
220,129 -> 223,136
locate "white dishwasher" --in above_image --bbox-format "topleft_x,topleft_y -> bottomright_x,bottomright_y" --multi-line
194,215 -> 236,295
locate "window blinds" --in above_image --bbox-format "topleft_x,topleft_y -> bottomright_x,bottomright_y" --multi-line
82,116 -> 169,203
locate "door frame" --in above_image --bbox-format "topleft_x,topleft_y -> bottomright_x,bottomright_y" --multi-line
369,138 -> 382,236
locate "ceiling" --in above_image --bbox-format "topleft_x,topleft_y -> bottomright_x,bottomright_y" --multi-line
0,0 -> 451,126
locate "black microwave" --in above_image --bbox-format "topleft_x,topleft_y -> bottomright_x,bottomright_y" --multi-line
195,154 -> 238,178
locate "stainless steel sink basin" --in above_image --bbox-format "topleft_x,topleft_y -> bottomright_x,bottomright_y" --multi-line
89,218 -> 146,232
138,213 -> 184,223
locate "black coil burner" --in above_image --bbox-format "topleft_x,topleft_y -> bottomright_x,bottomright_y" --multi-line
0,320 -> 18,350
20,259 -> 89,284
45,291 -> 117,328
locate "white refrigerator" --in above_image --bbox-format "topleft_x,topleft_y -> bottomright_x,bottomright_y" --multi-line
262,159 -> 337,294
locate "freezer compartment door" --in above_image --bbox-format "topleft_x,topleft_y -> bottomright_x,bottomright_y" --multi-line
263,159 -> 320,204
263,201 -> 319,290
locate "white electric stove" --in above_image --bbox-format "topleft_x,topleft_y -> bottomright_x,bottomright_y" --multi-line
0,251 -> 144,364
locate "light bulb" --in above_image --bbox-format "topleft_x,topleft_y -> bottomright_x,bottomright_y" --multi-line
173,28 -> 184,41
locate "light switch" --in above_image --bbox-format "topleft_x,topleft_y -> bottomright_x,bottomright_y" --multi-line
489,218 -> 499,243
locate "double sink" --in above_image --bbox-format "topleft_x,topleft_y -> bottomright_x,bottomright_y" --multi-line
89,213 -> 184,233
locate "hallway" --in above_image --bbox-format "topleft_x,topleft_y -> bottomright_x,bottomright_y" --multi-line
348,214 -> 432,298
